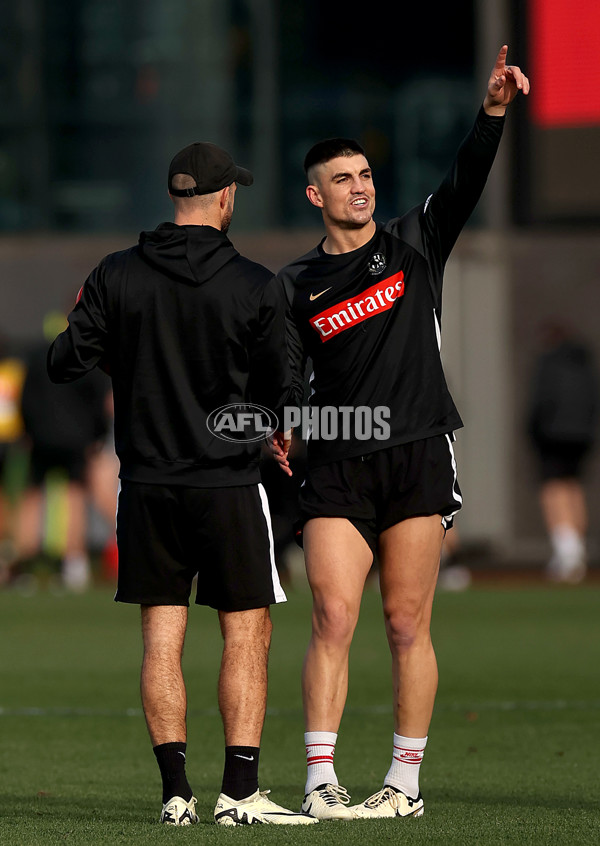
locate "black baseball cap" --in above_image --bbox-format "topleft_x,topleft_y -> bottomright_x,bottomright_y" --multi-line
168,142 -> 253,197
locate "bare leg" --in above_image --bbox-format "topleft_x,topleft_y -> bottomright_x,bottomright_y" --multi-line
141,605 -> 188,745
87,448 -> 119,526
540,478 -> 587,535
378,515 -> 445,737
540,478 -> 587,581
64,481 -> 87,556
14,487 -> 43,560
302,518 -> 373,732
218,607 -> 272,746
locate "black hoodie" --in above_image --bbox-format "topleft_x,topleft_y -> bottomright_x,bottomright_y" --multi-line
47,223 -> 293,487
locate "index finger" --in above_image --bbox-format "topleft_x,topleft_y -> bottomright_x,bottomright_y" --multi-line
492,44 -> 509,74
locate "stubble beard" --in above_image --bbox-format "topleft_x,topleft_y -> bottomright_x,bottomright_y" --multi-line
221,209 -> 232,234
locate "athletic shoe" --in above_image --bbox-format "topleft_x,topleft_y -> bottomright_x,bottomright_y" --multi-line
349,785 -> 424,818
301,783 -> 355,820
214,788 -> 319,825
546,553 -> 586,584
159,795 -> 198,825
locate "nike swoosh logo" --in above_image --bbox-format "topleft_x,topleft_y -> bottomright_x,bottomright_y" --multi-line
309,287 -> 332,301
177,751 -> 186,759
234,754 -> 255,761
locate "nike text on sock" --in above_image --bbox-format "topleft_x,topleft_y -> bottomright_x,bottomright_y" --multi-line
384,734 -> 427,799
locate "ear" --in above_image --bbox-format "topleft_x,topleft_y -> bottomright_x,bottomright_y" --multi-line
219,185 -> 231,209
306,184 -> 323,208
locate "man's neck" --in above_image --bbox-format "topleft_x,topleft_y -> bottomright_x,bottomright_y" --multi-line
173,213 -> 221,229
321,220 -> 377,255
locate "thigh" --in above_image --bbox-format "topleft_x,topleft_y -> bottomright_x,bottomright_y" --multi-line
304,517 -> 373,614
190,483 -> 286,613
378,515 -> 445,621
116,481 -> 196,606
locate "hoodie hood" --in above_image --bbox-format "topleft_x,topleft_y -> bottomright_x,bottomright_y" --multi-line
139,222 -> 240,286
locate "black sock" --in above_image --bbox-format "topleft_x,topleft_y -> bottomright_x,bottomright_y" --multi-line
221,746 -> 260,801
153,742 -> 193,803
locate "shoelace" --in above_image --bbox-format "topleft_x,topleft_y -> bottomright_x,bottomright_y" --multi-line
363,786 -> 400,810
319,785 -> 351,806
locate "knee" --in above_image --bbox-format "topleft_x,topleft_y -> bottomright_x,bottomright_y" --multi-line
383,606 -> 425,654
222,607 -> 272,653
312,596 -> 358,647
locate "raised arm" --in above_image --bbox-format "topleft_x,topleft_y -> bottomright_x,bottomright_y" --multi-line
417,45 -> 529,271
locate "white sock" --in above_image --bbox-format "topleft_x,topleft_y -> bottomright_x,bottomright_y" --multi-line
384,733 -> 427,799
551,525 -> 584,566
304,731 -> 338,794
61,554 -> 91,592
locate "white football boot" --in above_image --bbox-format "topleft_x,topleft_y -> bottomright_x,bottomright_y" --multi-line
159,795 -> 198,825
350,785 -> 424,818
214,789 -> 319,825
301,783 -> 355,820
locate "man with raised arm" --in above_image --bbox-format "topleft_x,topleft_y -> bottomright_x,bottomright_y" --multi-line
273,47 -> 529,820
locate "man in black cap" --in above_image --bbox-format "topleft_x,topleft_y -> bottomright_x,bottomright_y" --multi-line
48,143 -> 316,827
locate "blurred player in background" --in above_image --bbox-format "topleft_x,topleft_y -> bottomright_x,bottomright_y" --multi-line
15,311 -> 110,591
272,46 -> 529,820
47,143 -> 316,827
0,333 -> 25,580
528,322 -> 599,583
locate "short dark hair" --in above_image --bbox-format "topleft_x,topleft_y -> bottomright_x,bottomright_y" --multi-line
304,138 -> 365,178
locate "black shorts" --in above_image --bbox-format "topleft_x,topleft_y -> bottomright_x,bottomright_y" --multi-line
115,480 -> 286,612
29,445 -> 87,485
535,442 -> 590,481
297,434 -> 462,555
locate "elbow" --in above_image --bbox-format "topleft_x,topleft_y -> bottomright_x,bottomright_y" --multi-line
46,346 -> 73,383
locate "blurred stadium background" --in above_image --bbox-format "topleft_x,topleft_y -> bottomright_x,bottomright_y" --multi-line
1,0 -> 600,574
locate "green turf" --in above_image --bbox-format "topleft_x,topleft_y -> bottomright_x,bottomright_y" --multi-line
0,581 -> 598,845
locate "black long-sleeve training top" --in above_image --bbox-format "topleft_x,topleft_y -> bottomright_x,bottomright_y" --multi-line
278,107 -> 505,467
48,223 -> 293,487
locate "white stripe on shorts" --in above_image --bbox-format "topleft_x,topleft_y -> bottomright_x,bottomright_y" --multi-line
258,482 -> 287,604
442,433 -> 463,530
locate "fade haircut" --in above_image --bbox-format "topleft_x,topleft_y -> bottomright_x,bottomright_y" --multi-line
170,172 -> 216,210
304,138 -> 365,182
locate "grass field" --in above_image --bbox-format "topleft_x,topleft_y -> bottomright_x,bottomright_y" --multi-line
1,578 -> 599,845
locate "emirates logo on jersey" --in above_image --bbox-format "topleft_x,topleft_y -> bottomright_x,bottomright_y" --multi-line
310,271 -> 405,342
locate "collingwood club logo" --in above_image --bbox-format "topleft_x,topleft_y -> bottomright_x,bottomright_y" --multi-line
368,252 -> 387,274
207,403 -> 278,442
